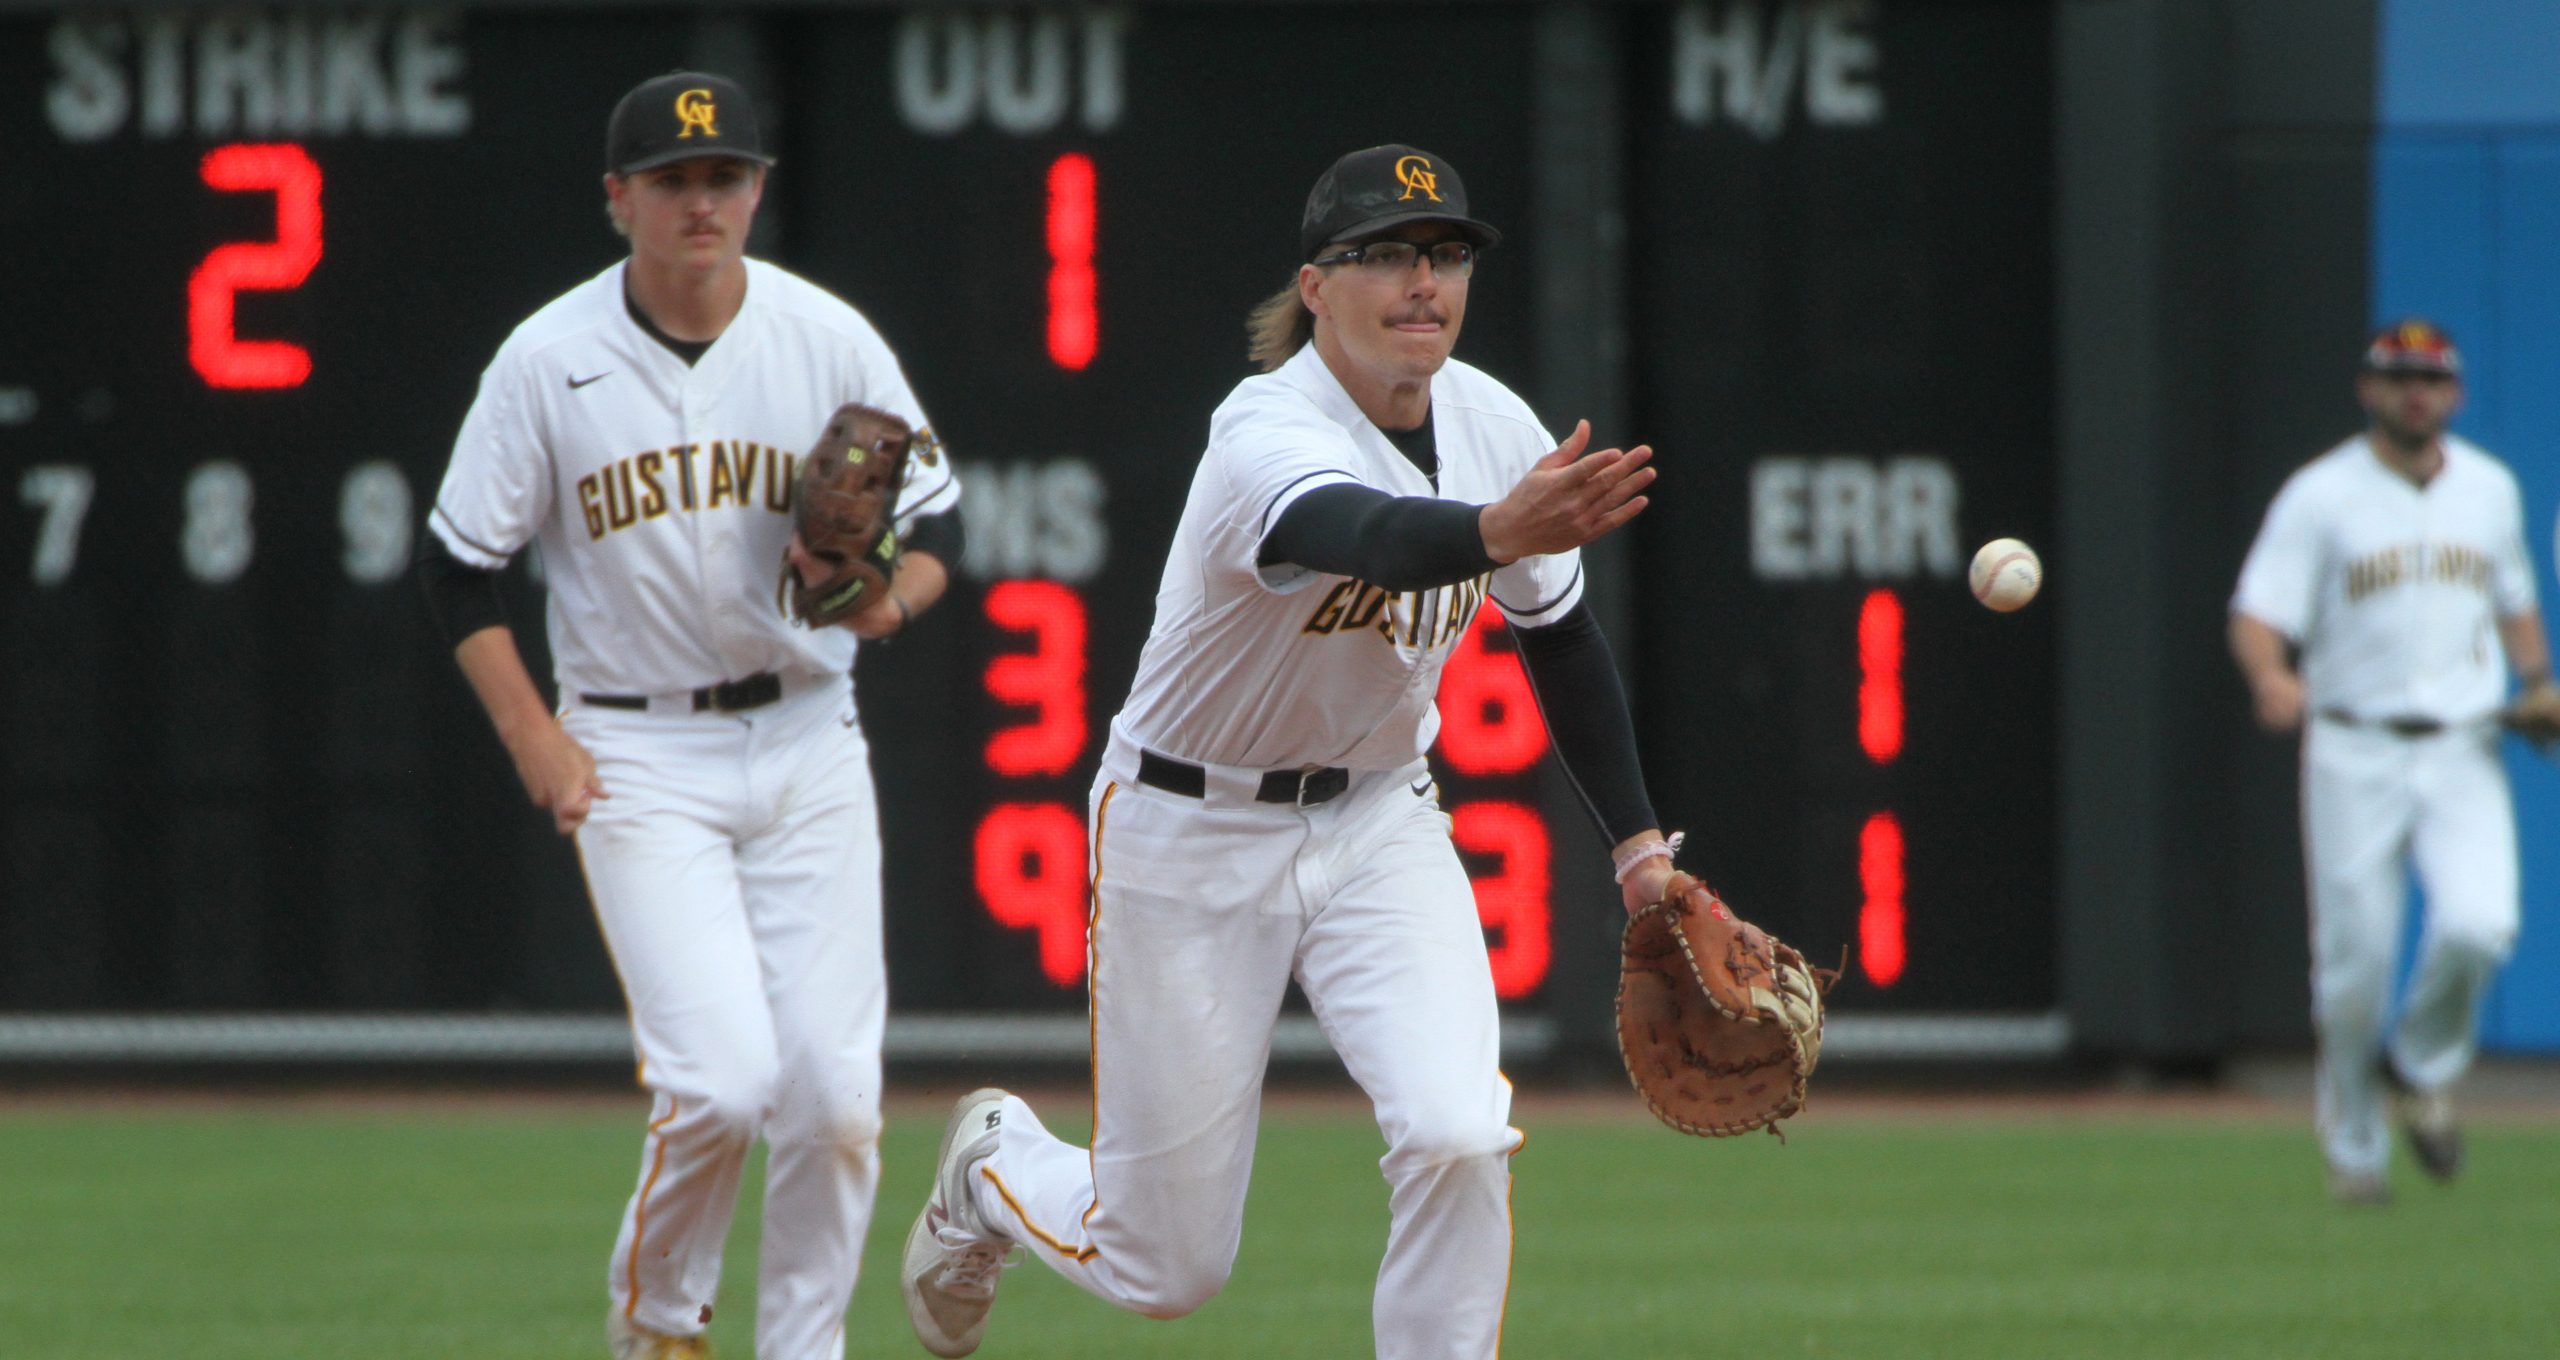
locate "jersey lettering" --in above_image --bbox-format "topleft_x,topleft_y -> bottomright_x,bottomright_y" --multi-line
1301,574 -> 1489,656
706,443 -> 737,509
576,441 -> 802,542
635,450 -> 669,519
2343,542 -> 2495,604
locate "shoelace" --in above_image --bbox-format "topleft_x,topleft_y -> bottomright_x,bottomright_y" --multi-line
933,1226 -> 1021,1298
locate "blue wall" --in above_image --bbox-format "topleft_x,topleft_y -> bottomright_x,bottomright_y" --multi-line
2376,0 -> 2560,1049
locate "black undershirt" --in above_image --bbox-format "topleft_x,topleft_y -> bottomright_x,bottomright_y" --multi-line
1258,408 -> 1496,591
1380,412 -> 1439,489
415,532 -> 511,644
626,278 -> 713,365
1508,601 -> 1660,845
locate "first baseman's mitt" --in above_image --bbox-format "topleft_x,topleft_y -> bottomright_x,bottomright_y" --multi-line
1618,873 -> 1833,1139
786,403 -> 915,627
2500,682 -> 2560,750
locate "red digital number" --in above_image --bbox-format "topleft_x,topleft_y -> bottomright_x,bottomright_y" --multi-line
984,580 -> 1088,777
974,803 -> 1090,986
1855,588 -> 1906,988
1437,609 -> 1549,775
1452,801 -> 1551,999
1047,152 -> 1098,371
1858,810 -> 1906,987
1858,587 -> 1904,765
190,143 -> 323,390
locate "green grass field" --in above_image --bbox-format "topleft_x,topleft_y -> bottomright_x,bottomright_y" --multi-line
1,1092 -> 2553,1359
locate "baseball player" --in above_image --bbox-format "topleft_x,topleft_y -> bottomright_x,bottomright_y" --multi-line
415,73 -> 963,1359
894,144 -> 1745,1360
2230,318 -> 2553,1205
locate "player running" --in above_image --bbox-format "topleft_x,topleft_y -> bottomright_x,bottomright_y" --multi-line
2230,318 -> 2552,1205
893,143 -> 1744,1360
418,72 -> 962,1357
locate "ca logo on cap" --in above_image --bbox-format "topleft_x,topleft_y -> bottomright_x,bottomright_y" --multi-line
674,88 -> 720,139
1394,155 -> 1442,203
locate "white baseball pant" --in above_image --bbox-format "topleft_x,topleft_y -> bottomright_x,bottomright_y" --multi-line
973,756 -> 1521,1360
2301,717 -> 2518,1176
566,677 -> 887,1360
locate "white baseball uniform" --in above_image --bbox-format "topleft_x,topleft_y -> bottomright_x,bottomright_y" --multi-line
2232,432 -> 2535,1178
430,256 -> 958,1360
967,343 -> 1577,1360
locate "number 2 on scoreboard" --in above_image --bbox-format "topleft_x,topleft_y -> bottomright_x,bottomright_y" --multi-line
190,143 -> 323,391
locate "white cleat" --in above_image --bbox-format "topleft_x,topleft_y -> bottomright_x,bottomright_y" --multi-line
608,1307 -> 717,1359
902,1088 -> 1018,1358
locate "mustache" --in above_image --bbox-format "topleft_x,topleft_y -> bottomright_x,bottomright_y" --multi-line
1388,306 -> 1449,326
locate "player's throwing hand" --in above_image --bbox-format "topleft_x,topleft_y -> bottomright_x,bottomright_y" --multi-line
1476,419 -> 1655,562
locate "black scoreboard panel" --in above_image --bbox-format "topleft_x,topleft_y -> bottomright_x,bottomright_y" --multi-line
0,6 -> 1569,1015
1,2 -> 2061,1024
1,11 -> 712,1009
1628,1 -> 2059,1010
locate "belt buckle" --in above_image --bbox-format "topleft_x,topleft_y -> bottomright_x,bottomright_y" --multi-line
1294,766 -> 1348,809
700,673 -> 778,713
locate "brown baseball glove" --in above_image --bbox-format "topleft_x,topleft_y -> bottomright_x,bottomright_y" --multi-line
786,403 -> 914,627
1618,873 -> 1833,1139
2500,681 -> 2560,749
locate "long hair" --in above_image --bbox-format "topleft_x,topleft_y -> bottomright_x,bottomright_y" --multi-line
1245,276 -> 1315,372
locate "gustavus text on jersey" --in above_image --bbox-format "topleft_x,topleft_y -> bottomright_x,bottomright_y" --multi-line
576,440 -> 799,540
2342,542 -> 2494,604
1301,573 -> 1490,655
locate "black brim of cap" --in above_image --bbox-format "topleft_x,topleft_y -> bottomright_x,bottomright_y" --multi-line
616,147 -> 778,176
1314,209 -> 1503,257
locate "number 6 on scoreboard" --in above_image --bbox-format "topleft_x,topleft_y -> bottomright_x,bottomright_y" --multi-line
190,143 -> 324,391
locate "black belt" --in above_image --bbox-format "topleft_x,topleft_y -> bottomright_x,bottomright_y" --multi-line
2318,707 -> 2445,738
583,672 -> 783,714
1136,749 -> 1351,807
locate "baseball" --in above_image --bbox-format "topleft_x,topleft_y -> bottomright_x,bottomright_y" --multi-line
1969,538 -> 2042,612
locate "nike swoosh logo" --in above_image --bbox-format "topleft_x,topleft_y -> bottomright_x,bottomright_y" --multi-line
1411,779 -> 1434,797
567,371 -> 613,390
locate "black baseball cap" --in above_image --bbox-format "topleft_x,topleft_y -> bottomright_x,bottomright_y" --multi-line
2361,317 -> 2462,376
607,72 -> 777,177
1298,144 -> 1502,262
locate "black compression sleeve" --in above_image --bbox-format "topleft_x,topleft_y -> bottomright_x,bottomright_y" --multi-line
903,505 -> 966,566
415,532 -> 511,646
1258,482 -> 1499,591
1510,601 -> 1661,845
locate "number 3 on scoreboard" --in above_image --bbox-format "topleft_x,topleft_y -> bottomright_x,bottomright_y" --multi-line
190,143 -> 324,391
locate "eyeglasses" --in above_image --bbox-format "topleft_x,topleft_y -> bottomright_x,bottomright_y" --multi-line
1311,239 -> 1476,279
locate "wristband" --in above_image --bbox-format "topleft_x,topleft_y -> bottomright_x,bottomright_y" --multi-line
891,594 -> 912,634
1612,831 -> 1685,884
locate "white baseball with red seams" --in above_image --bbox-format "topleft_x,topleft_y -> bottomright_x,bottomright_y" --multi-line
1969,537 -> 2042,612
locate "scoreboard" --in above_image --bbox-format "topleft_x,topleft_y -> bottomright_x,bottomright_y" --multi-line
1629,0 -> 2058,1011
0,4 -> 1556,1016
0,2 -> 2057,1035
